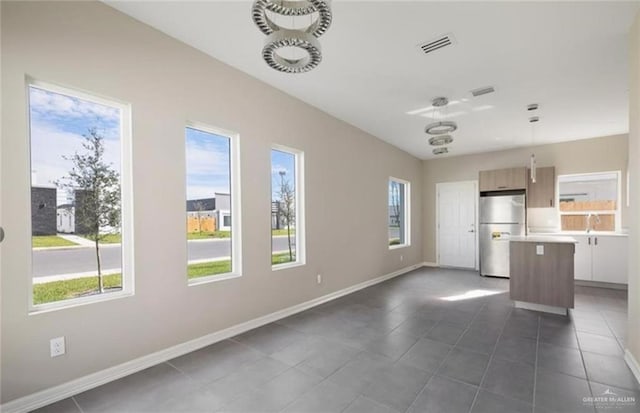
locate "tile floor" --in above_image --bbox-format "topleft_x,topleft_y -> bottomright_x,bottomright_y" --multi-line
34,268 -> 639,413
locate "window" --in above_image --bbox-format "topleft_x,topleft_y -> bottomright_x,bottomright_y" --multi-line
186,124 -> 241,283
389,178 -> 410,248
558,171 -> 621,232
28,80 -> 132,310
271,146 -> 305,268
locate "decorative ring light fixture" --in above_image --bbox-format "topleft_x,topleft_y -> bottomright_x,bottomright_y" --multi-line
425,97 -> 457,156
428,134 -> 453,146
425,121 -> 458,135
263,30 -> 322,73
252,0 -> 333,73
425,97 -> 458,135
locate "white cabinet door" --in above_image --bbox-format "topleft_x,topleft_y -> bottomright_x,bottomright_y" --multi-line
573,235 -> 592,281
592,236 -> 628,284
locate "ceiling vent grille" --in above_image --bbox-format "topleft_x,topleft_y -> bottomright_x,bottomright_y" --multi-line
418,34 -> 455,55
471,86 -> 496,97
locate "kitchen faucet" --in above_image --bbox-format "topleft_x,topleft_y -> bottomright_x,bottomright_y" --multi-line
586,213 -> 601,233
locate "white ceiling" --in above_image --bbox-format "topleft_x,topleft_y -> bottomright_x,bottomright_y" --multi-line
106,1 -> 639,160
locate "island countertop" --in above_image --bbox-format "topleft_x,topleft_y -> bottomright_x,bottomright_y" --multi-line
510,235 -> 577,244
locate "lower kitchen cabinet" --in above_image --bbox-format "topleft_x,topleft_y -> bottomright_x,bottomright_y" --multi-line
572,234 -> 628,284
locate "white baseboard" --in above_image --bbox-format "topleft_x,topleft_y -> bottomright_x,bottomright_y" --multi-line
423,261 -> 438,267
624,349 -> 640,386
0,263 -> 424,413
575,280 -> 628,290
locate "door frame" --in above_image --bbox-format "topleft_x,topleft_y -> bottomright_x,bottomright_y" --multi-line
436,180 -> 479,270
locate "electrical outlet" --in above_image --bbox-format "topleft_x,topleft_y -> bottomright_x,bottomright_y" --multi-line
536,245 -> 544,255
316,274 -> 322,284
400,255 -> 404,262
50,336 -> 65,357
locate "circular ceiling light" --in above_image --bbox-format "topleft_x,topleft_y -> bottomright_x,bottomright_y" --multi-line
425,121 -> 458,135
252,0 -> 332,37
428,134 -> 453,146
252,0 -> 332,73
263,30 -> 322,73
433,147 -> 449,155
432,97 -> 449,107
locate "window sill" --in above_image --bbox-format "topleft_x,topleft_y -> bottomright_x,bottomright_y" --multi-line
272,261 -> 306,272
188,272 -> 242,286
389,244 -> 410,250
30,290 -> 134,315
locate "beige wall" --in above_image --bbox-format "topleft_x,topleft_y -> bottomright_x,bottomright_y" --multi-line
422,135 -> 629,263
627,11 -> 640,373
0,2 -> 423,402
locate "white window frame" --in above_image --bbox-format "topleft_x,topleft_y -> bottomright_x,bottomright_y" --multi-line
27,78 -> 135,314
557,170 -> 622,233
271,144 -> 306,271
389,177 -> 411,249
186,122 -> 242,285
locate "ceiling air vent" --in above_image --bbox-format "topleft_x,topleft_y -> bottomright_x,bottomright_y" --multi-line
471,86 -> 495,97
418,33 -> 455,55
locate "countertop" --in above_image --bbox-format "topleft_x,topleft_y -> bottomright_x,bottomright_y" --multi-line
510,235 -> 577,243
528,231 -> 628,237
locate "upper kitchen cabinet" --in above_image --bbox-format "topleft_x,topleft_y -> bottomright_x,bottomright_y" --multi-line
479,167 -> 527,192
527,166 -> 555,208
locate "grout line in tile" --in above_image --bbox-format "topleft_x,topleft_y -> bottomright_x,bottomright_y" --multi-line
574,309 -> 598,413
71,396 -> 84,413
466,305 -> 516,413
531,313 -> 541,412
403,299 -> 494,413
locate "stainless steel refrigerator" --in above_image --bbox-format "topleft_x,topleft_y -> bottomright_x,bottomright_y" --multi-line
479,191 -> 526,278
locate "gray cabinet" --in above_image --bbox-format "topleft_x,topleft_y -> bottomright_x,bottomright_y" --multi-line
527,167 -> 555,208
479,167 -> 527,192
509,241 -> 575,309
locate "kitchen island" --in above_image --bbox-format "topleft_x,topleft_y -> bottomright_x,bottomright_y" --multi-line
509,235 -> 577,315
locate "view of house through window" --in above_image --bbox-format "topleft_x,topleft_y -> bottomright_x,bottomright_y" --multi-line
271,147 -> 302,267
29,83 -> 126,306
558,172 -> 620,232
389,178 -> 409,247
185,126 -> 234,279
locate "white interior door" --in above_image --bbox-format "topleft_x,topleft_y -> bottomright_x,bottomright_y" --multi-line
437,181 -> 477,269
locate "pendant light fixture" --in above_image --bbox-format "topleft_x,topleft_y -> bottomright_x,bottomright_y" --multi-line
252,0 -> 333,73
428,134 -> 453,146
425,97 -> 458,135
426,97 -> 456,156
529,112 -> 540,183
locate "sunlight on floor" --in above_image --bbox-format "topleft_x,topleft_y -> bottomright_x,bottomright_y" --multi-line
440,289 -> 503,301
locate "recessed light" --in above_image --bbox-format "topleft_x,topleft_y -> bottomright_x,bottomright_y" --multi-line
433,147 -> 448,155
